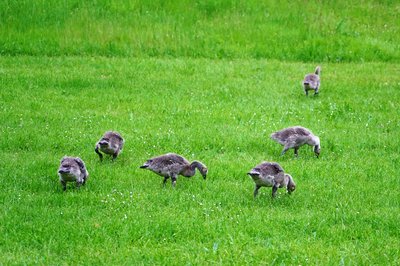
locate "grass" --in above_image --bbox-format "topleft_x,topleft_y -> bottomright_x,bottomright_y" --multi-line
0,56 -> 399,264
0,0 -> 399,264
0,0 -> 399,61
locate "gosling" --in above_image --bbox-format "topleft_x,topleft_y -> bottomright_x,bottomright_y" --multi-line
140,153 -> 208,187
303,66 -> 321,96
95,131 -> 124,161
58,156 -> 89,191
248,162 -> 296,198
270,126 -> 320,157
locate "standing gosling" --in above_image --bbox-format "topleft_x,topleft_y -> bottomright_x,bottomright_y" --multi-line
95,131 -> 124,161
248,162 -> 296,198
303,66 -> 321,96
270,126 -> 320,157
58,156 -> 89,191
140,153 -> 208,187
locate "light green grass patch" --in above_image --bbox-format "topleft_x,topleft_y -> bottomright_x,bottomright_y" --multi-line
0,56 -> 399,264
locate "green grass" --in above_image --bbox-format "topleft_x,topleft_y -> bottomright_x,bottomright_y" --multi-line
0,56 -> 399,264
1,0 -> 399,61
1,0 -> 399,264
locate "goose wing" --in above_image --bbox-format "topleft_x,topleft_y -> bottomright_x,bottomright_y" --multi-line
292,126 -> 313,137
271,127 -> 298,144
112,132 -> 124,143
257,162 -> 284,176
304,74 -> 320,87
150,153 -> 189,172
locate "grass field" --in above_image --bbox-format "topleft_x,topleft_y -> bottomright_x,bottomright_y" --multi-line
1,0 -> 399,61
1,57 -> 399,264
1,0 -> 400,265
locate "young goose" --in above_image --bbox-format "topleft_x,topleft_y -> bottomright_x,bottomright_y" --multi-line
248,162 -> 296,198
58,156 -> 89,191
270,126 -> 320,157
140,153 -> 208,187
303,66 -> 321,96
95,131 -> 124,161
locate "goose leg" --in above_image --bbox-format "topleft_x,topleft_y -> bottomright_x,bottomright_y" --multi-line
171,174 -> 177,187
95,147 -> 103,161
61,180 -> 67,191
281,147 -> 290,156
112,150 -> 121,161
272,185 -> 278,198
254,185 -> 261,198
163,176 -> 169,187
294,147 -> 299,157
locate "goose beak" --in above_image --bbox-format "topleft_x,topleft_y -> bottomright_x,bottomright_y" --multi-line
58,169 -> 69,174
248,172 -> 260,178
140,164 -> 148,169
247,172 -> 259,176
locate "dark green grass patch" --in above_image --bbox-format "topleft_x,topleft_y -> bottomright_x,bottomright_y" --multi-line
0,56 -> 399,264
0,0 -> 399,61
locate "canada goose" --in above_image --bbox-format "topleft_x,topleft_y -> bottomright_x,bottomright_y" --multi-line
248,162 -> 296,198
270,126 -> 320,157
303,66 -> 321,96
58,156 -> 89,191
95,131 -> 124,161
140,153 -> 208,187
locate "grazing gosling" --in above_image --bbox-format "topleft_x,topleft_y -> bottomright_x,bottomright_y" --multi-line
95,131 -> 124,161
140,153 -> 208,187
248,162 -> 296,198
270,126 -> 320,157
303,66 -> 321,96
58,156 -> 89,191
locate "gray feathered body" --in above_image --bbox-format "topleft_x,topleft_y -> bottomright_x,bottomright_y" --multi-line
58,156 -> 89,191
144,153 -> 191,177
303,66 -> 321,95
140,153 -> 208,187
248,162 -> 296,197
270,126 -> 320,157
95,131 -> 124,160
248,162 -> 285,187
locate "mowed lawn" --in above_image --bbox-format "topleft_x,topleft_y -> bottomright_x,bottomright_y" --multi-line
0,56 -> 399,264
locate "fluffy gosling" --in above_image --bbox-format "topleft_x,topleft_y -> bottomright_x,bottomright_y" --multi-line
248,162 -> 296,198
140,153 -> 208,187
